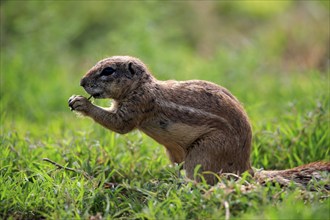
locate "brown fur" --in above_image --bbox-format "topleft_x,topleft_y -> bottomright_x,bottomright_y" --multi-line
255,162 -> 330,189
68,56 -> 329,186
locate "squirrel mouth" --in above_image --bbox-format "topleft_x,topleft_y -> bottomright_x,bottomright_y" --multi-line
87,93 -> 101,100
91,92 -> 104,99
91,93 -> 101,99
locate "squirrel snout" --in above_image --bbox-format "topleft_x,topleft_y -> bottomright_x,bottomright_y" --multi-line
80,78 -> 87,87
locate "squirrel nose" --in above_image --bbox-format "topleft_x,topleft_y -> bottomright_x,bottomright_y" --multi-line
80,78 -> 87,87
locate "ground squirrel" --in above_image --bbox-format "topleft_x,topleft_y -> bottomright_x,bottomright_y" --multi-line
69,56 -> 329,187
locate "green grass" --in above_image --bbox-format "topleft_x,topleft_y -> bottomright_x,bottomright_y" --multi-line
1,1 -> 329,219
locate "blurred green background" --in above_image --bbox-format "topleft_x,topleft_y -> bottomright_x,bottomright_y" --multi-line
1,1 -> 329,219
1,1 -> 329,165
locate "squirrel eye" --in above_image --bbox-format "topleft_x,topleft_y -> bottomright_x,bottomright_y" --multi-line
100,67 -> 115,76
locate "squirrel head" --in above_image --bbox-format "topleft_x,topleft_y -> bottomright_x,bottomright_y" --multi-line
80,56 -> 154,100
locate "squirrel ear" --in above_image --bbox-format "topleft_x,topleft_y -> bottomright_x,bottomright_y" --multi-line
127,60 -> 144,78
128,62 -> 135,76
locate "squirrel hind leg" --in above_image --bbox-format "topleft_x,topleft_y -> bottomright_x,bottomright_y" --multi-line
184,133 -> 252,185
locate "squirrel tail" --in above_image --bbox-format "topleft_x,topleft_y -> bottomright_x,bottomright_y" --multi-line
254,161 -> 330,190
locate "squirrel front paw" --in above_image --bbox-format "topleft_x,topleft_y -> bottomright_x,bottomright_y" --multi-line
68,95 -> 93,115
